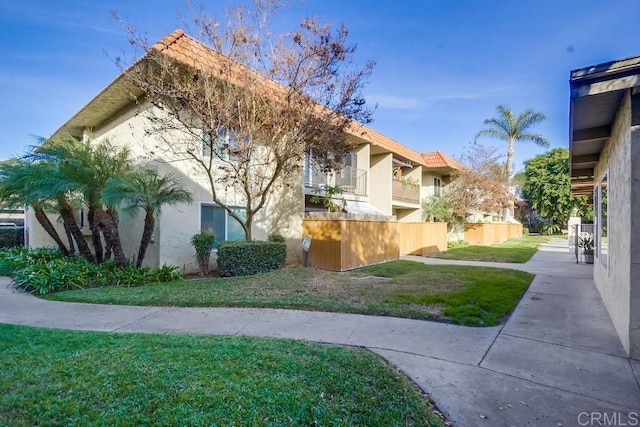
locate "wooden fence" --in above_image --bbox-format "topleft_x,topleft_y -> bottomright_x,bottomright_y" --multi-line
398,222 -> 447,255
301,216 -> 448,271
464,222 -> 523,245
302,214 -> 399,271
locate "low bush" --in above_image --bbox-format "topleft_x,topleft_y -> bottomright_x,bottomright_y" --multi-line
217,240 -> 286,277
191,231 -> 215,275
522,227 -> 530,236
447,240 -> 469,249
267,233 -> 286,243
0,247 -> 182,295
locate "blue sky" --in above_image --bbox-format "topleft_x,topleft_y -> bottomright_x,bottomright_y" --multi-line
1,0 -> 639,172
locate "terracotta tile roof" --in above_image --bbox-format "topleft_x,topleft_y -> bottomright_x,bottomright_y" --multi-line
53,29 -> 459,171
421,151 -> 463,170
154,30 -> 434,166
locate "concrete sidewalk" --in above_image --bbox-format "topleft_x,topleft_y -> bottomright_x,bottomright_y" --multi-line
1,238 -> 639,426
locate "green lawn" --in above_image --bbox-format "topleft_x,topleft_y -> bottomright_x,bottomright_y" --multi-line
0,324 -> 443,426
427,235 -> 550,263
45,261 -> 534,326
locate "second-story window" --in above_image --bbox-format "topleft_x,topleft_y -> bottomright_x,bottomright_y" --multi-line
202,128 -> 238,160
434,177 -> 441,196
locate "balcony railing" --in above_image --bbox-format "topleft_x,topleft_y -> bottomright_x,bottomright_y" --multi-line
392,178 -> 420,204
304,165 -> 367,196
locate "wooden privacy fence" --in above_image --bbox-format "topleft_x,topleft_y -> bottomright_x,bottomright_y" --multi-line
302,214 -> 399,271
464,222 -> 523,245
301,215 -> 448,271
398,222 -> 447,256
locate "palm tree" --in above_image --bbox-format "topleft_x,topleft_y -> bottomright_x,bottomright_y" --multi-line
476,105 -> 549,179
0,159 -> 72,255
103,168 -> 193,267
33,137 -> 133,265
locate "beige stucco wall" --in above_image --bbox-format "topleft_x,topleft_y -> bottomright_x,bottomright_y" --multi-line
29,100 -> 304,272
628,94 -> 640,358
369,153 -> 393,215
593,90 -> 633,356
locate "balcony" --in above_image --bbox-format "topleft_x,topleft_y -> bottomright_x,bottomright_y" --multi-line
304,165 -> 367,196
392,178 -> 420,204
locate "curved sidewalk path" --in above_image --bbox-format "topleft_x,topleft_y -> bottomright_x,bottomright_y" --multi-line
1,238 -> 639,426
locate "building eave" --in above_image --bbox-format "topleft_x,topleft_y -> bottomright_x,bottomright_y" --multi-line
569,54 -> 640,197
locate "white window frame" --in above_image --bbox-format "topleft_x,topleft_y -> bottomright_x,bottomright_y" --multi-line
198,202 -> 246,251
433,177 -> 441,197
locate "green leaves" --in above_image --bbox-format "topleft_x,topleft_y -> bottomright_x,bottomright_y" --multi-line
521,148 -> 590,223
217,241 -> 286,276
2,247 -> 183,295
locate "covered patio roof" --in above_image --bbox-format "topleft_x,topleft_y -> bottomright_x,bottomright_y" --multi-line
569,55 -> 640,198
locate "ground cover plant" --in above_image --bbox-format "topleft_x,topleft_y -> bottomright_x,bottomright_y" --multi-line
46,261 -> 534,326
0,247 -> 181,294
0,324 -> 444,426
427,235 -> 549,263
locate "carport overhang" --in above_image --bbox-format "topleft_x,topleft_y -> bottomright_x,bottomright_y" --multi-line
570,56 -> 640,201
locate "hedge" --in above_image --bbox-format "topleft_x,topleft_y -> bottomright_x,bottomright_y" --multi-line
217,240 -> 286,277
0,227 -> 24,248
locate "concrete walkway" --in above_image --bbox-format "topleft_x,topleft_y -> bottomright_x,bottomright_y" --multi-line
1,238 -> 639,426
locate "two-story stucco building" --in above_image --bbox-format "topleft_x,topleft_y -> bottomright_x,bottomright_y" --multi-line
26,29 -> 460,273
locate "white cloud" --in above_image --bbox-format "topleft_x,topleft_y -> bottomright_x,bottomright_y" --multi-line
368,94 -> 425,110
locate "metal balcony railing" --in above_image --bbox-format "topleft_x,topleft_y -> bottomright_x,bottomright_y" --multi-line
304,165 -> 367,196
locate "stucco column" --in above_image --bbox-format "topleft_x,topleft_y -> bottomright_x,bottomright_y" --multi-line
628,92 -> 640,358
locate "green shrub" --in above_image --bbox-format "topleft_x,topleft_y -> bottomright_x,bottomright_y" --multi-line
154,264 -> 183,282
191,231 -> 215,275
447,240 -> 469,249
541,223 -> 561,235
522,228 -> 529,236
0,246 -> 65,275
217,240 -> 286,277
268,233 -> 286,243
4,247 -> 182,294
0,226 -> 24,248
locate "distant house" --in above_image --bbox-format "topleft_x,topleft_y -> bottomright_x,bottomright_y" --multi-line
26,30 -> 460,272
569,55 -> 640,358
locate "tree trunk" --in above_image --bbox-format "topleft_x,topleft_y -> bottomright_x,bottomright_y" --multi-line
244,212 -> 253,241
104,239 -> 112,260
87,207 -> 104,264
136,211 -> 155,268
94,207 -> 127,267
33,207 -> 71,256
58,198 -> 95,263
64,227 -> 75,255
506,138 -> 515,179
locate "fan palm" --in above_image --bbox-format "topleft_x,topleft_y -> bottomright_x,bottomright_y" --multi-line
0,159 -> 71,255
476,105 -> 549,179
103,168 -> 193,267
33,137 -> 133,265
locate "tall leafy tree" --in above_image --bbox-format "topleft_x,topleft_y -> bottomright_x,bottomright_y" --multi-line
521,148 -> 590,225
115,0 -> 375,240
476,105 -> 549,178
102,168 -> 194,267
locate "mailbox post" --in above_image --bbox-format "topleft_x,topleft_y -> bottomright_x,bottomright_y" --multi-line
302,235 -> 312,267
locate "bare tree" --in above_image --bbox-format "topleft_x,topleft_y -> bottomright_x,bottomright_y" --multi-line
114,0 -> 375,240
444,144 -> 511,221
